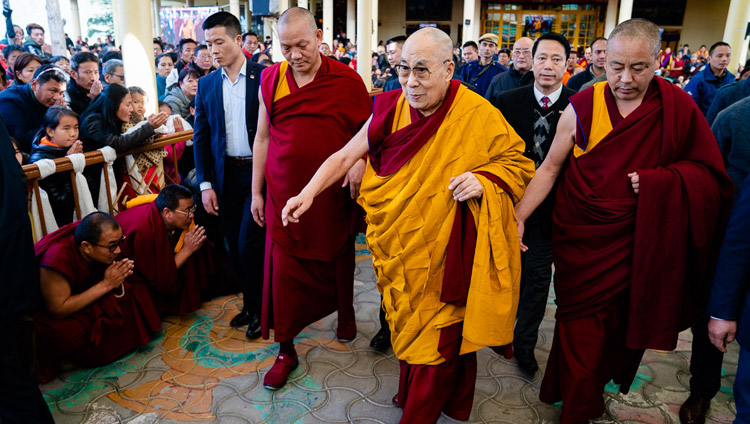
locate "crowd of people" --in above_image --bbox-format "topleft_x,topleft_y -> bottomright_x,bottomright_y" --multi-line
0,4 -> 750,424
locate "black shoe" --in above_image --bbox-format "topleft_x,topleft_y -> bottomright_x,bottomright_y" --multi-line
515,347 -> 538,375
679,394 -> 712,424
230,309 -> 253,328
246,313 -> 262,340
369,326 -> 391,351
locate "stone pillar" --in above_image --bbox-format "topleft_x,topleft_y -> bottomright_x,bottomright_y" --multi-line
723,0 -> 750,72
245,0 -> 252,32
323,0 -> 333,46
347,0 -> 356,46
618,0 -> 633,24
46,0 -> 67,55
371,0 -> 378,51
152,0 -> 162,39
357,0 -> 372,89
604,0 -> 617,37
113,0 -> 158,113
462,0 -> 480,45
69,0 -> 82,41
271,0 -> 290,62
112,0 -> 123,47
230,0 -> 241,20
298,0 -> 308,10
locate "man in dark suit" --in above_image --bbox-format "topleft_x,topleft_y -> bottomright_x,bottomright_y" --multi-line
193,11 -> 266,339
491,32 -> 575,375
707,173 -> 750,423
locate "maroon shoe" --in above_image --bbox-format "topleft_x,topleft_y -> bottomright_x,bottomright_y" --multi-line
263,353 -> 299,391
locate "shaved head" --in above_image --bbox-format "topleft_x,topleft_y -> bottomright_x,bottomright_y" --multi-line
279,7 -> 317,36
403,28 -> 453,62
608,18 -> 661,58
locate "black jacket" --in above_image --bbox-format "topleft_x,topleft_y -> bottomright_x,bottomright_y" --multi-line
80,113 -> 156,153
66,81 -> 93,116
0,84 -> 48,152
484,67 -> 534,105
29,140 -> 76,226
565,64 -> 596,92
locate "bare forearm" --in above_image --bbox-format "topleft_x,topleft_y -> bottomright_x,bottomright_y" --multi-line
49,282 -> 112,319
174,249 -> 192,269
303,152 -> 356,198
252,138 -> 268,196
516,167 -> 558,222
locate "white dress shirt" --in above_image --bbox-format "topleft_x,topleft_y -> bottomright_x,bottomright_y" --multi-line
533,83 -> 563,108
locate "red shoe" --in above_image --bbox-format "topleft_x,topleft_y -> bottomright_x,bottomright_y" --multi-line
263,353 -> 299,390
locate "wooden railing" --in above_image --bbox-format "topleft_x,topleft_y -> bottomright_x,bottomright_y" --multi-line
23,130 -> 194,238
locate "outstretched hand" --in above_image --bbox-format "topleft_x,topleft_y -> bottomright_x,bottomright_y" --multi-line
281,193 -> 313,226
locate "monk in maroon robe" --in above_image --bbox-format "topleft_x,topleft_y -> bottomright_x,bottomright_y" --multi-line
33,212 -> 162,383
116,185 -> 212,317
250,7 -> 372,390
514,20 -> 733,423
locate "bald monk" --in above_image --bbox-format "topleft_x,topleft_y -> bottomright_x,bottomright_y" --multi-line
116,185 -> 211,317
250,7 -> 372,390
282,28 -> 535,422
33,212 -> 161,382
513,19 -> 733,423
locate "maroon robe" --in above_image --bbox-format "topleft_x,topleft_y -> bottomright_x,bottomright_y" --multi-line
540,77 -> 733,423
369,81 -> 515,423
116,202 -> 214,316
33,223 -> 162,383
259,55 -> 372,342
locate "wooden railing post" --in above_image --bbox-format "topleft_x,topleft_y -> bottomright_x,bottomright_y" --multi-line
70,171 -> 82,220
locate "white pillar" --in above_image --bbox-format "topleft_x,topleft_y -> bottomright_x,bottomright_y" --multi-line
111,0 -> 123,47
346,0 -> 356,46
371,0 -> 378,52
230,0 -> 241,20
298,0 -> 308,10
113,0 -> 158,113
152,0 -> 162,38
618,0 -> 633,24
323,0 -> 333,46
723,0 -> 750,72
264,16 -> 273,40
272,0 -> 290,61
357,0 -> 372,90
69,0 -> 82,41
46,0 -> 67,55
245,0 -> 252,31
462,0 -> 480,45
604,0 -> 617,37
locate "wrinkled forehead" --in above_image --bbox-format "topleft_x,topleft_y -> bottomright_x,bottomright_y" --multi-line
401,43 -> 442,67
606,37 -> 657,63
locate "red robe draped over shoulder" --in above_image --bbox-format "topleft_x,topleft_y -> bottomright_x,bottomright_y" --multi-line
116,202 -> 214,316
33,223 -> 161,382
259,55 -> 371,342
541,77 -> 733,422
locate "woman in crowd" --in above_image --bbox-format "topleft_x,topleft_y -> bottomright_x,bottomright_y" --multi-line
155,53 -> 174,101
163,66 -> 198,122
9,52 -> 42,87
29,106 -> 83,226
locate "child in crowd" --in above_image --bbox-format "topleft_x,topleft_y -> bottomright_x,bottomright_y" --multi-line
29,106 -> 83,225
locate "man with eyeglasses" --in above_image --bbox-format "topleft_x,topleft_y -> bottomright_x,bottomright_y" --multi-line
281,27 -> 534,422
116,185 -> 212,317
32,212 -> 162,383
102,58 -> 124,86
65,52 -> 102,115
484,37 -> 534,105
460,33 -> 506,96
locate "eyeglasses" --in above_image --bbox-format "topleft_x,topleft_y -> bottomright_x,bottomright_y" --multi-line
93,235 -> 126,253
513,48 -> 532,56
112,74 -> 125,79
394,60 -> 451,80
173,205 -> 197,217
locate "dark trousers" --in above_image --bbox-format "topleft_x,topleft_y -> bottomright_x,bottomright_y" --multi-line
0,318 -> 54,424
689,313 -> 724,398
219,161 -> 266,314
514,211 -> 553,350
736,346 -> 750,423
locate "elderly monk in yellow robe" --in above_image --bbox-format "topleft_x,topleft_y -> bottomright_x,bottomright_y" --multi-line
281,28 -> 535,423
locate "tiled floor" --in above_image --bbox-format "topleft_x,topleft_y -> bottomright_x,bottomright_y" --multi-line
41,238 -> 739,423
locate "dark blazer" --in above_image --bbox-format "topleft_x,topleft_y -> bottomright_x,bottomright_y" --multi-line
493,84 -> 575,156
493,83 -> 575,233
707,173 -> 750,348
193,59 -> 264,196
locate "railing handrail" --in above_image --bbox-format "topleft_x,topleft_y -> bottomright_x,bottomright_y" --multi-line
22,130 -> 194,180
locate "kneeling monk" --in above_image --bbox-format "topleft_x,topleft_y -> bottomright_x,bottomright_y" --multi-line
116,185 -> 211,316
33,212 -> 161,382
282,28 -> 535,423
